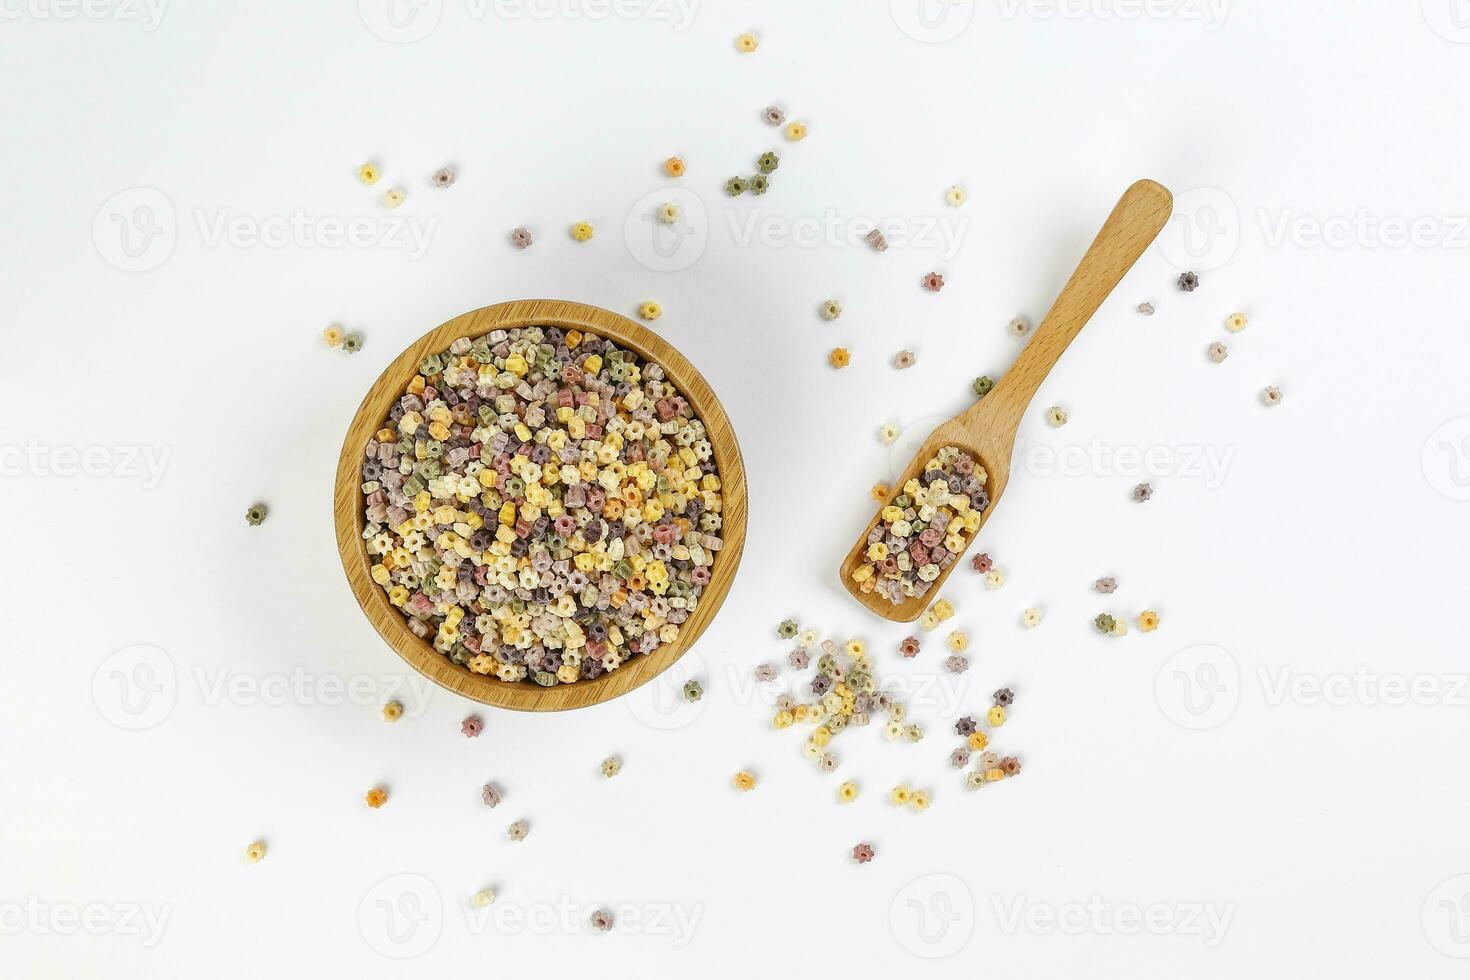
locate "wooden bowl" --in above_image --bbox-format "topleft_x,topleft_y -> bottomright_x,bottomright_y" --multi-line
333,299 -> 747,712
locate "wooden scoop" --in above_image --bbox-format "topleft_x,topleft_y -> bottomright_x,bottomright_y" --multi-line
840,179 -> 1174,622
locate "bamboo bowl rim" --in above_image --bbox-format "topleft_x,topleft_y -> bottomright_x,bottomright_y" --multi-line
332,299 -> 748,712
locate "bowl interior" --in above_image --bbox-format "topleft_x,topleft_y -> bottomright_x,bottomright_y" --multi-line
333,299 -> 747,711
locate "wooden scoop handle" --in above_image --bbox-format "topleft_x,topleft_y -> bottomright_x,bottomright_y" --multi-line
980,179 -> 1174,433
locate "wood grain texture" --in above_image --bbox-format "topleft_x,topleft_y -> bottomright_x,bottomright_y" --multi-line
841,179 -> 1173,622
334,299 -> 747,711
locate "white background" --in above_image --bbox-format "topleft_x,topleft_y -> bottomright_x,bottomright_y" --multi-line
4,0 -> 1470,976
